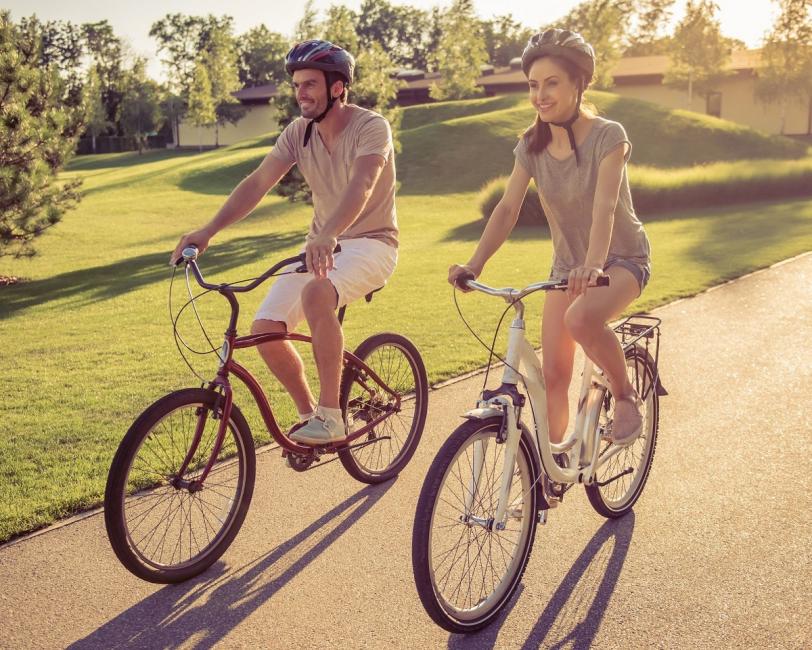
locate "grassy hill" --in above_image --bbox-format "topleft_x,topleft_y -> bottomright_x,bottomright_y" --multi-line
1,91 -> 811,542
397,91 -> 806,194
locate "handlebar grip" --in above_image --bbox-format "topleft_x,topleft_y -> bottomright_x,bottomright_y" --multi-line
454,270 -> 476,290
596,276 -> 610,287
294,243 -> 343,273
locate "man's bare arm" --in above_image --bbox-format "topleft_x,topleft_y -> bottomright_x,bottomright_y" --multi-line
170,152 -> 293,264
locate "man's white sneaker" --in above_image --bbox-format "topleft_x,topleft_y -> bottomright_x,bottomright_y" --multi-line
289,410 -> 347,446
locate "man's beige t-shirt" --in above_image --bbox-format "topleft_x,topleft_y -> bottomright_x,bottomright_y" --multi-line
269,104 -> 398,248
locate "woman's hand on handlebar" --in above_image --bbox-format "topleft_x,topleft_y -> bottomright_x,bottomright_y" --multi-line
170,227 -> 215,266
567,265 -> 605,299
448,263 -> 479,292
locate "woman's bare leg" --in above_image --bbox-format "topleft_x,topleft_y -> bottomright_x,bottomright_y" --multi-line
541,291 -> 577,444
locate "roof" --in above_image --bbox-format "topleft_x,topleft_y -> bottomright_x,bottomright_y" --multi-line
397,49 -> 765,92
232,83 -> 278,101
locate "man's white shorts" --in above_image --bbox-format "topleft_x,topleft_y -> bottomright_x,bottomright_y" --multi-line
254,237 -> 397,330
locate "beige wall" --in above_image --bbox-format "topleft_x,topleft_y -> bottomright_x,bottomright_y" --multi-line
178,104 -> 277,147
614,76 -> 810,135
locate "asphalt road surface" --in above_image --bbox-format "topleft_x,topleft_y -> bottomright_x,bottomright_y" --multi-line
1,253 -> 810,649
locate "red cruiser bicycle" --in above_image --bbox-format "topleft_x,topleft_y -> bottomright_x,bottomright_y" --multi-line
104,246 -> 428,583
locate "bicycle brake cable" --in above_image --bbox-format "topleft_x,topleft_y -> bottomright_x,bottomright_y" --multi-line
169,265 -> 301,382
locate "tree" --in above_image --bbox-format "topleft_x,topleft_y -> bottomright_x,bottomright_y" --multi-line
118,60 -> 163,153
160,92 -> 185,147
755,0 -> 812,134
353,41 -> 403,151
237,25 -> 289,87
325,4 -> 359,54
549,0 -> 632,89
149,14 -> 233,97
23,17 -> 84,106
0,12 -> 84,259
356,0 -> 432,68
201,23 -> 242,146
429,0 -> 488,100
82,20 -> 125,128
664,0 -> 732,104
84,68 -> 113,153
625,0 -> 676,55
187,61 -> 215,151
296,0 -> 321,41
481,14 -> 533,67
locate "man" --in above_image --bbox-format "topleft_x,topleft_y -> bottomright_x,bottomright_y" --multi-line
170,40 -> 398,445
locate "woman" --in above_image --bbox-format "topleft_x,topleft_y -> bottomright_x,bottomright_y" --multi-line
448,29 -> 652,446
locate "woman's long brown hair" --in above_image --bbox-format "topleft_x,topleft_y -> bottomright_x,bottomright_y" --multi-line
522,55 -> 596,154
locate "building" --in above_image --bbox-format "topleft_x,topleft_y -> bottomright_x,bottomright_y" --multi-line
177,83 -> 278,147
395,50 -> 811,137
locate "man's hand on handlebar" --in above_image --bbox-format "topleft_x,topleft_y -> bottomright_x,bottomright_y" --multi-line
170,228 -> 214,266
305,233 -> 338,279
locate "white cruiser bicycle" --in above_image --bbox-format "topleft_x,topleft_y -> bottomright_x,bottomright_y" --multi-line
412,274 -> 666,633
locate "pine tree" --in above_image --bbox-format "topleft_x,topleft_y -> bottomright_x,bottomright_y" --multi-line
0,12 -> 84,261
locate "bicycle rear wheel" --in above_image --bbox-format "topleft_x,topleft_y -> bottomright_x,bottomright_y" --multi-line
412,417 -> 539,633
104,388 -> 255,583
338,332 -> 428,484
585,346 -> 659,518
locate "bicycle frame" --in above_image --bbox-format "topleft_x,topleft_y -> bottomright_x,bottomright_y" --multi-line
174,249 -> 402,486
460,279 -> 631,528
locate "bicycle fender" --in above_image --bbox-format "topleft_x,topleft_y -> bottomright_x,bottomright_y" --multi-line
462,406 -> 504,421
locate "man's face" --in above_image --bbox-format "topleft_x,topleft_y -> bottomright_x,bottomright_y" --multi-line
292,69 -> 329,119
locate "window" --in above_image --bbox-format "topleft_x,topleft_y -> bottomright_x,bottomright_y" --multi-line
706,92 -> 722,118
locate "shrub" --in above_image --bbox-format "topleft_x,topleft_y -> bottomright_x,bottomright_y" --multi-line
478,177 -> 548,228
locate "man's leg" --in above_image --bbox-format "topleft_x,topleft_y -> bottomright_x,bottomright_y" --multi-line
300,278 -> 342,409
250,319 -> 316,417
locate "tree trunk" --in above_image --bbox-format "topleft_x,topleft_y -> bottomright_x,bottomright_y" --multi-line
688,71 -> 693,106
198,126 -> 202,153
91,135 -> 97,154
215,122 -> 220,148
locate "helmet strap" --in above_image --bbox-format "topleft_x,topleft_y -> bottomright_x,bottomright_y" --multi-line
303,75 -> 339,147
551,86 -> 583,166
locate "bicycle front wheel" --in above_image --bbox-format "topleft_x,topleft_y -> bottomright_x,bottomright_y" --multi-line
338,332 -> 428,483
585,346 -> 659,518
104,388 -> 255,583
412,417 -> 539,633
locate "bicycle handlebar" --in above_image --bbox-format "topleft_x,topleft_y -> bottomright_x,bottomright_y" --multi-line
178,244 -> 342,293
457,274 -> 609,300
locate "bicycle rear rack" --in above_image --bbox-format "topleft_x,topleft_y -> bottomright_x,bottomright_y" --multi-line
613,313 -> 666,400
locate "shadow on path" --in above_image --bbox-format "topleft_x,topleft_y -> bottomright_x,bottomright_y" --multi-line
70,481 -> 394,649
439,513 -> 635,649
521,512 -> 635,649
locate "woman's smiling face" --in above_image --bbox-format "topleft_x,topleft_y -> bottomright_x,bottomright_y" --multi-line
527,57 -> 580,123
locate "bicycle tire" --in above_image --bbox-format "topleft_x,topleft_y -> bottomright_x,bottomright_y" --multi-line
412,416 -> 539,633
585,346 -> 659,518
338,332 -> 428,484
104,388 -> 255,583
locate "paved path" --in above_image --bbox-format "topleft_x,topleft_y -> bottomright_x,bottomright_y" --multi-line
2,253 -> 811,649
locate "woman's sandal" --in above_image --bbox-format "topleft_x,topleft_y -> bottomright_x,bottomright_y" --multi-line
610,391 -> 644,446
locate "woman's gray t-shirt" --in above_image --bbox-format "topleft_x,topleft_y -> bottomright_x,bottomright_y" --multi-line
513,116 -> 650,280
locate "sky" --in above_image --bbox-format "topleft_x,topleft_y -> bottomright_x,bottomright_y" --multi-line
5,0 -> 781,81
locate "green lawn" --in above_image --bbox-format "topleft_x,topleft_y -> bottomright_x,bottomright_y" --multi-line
1,92 -> 811,542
